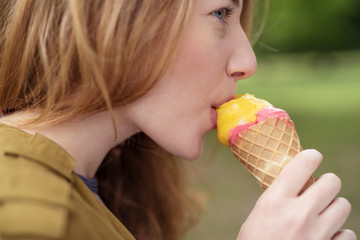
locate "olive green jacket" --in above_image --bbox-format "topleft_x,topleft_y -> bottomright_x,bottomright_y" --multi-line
0,124 -> 135,240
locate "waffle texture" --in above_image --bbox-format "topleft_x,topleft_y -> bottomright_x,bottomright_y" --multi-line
231,117 -> 314,191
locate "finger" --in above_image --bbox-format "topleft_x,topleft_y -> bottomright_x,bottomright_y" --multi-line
302,173 -> 342,213
269,149 -> 322,197
332,229 -> 357,240
320,197 -> 352,238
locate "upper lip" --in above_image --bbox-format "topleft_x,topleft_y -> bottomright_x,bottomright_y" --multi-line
212,96 -> 236,109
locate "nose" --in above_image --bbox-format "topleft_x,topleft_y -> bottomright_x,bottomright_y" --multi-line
226,26 -> 257,81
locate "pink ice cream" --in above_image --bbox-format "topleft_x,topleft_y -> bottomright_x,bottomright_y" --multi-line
228,107 -> 292,146
216,94 -> 294,147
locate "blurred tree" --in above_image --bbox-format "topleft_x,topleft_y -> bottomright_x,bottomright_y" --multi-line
254,0 -> 360,53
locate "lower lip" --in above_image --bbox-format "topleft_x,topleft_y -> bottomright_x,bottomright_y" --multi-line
211,108 -> 217,129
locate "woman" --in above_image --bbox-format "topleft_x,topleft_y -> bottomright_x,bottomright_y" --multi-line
0,0 -> 356,240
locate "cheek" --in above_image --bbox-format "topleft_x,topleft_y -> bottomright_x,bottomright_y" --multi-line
172,32 -> 226,81
130,86 -> 207,160
182,47 -> 222,75
165,48 -> 226,105
139,36 -> 227,159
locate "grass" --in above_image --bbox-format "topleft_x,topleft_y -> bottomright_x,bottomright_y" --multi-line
183,51 -> 360,239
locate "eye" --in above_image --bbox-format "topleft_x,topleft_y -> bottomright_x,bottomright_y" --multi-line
212,9 -> 226,20
211,6 -> 235,23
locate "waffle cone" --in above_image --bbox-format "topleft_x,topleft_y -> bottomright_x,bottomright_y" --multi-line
230,117 -> 314,192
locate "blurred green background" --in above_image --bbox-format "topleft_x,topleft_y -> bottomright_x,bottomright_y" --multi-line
184,0 -> 360,239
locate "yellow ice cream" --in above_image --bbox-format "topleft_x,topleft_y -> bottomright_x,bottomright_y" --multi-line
216,94 -> 272,147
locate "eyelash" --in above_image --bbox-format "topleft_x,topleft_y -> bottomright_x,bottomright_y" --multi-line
212,6 -> 235,23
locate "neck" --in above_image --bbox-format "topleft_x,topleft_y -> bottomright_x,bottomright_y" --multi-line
1,110 -> 139,178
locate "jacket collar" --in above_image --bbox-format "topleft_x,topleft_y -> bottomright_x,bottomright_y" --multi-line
0,124 -> 75,182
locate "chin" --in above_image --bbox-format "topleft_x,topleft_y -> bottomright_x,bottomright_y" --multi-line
152,130 -> 206,161
175,140 -> 204,161
181,152 -> 201,161
163,142 -> 201,160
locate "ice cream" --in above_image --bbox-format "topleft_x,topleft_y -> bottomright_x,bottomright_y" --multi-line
216,94 -> 313,191
217,94 -> 292,147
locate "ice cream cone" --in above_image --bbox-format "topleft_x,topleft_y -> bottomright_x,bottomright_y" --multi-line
230,117 -> 314,192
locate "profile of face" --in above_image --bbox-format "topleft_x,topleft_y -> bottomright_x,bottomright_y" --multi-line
126,0 -> 257,160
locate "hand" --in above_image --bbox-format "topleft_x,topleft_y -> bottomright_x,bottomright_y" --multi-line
237,149 -> 357,240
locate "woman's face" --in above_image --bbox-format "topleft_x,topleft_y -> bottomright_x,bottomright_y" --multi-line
127,0 -> 257,160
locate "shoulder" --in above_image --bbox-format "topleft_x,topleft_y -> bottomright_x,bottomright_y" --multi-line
0,126 -> 72,239
0,125 -> 134,240
0,154 -> 71,239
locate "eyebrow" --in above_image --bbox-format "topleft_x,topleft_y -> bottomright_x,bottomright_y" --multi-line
232,0 -> 241,7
